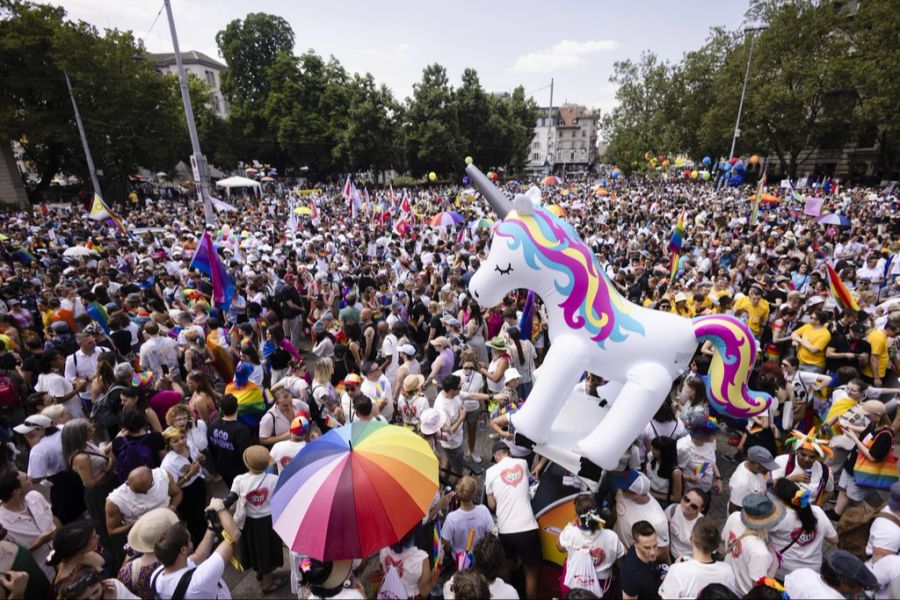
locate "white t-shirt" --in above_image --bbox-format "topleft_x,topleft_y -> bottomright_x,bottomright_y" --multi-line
721,511 -> 773,596
434,392 -> 464,449
361,375 -> 394,422
151,554 -> 231,600
484,456 -> 538,534
379,545 -> 428,598
443,576 -> 519,599
771,454 -> 834,500
558,524 -> 624,580
35,372 -> 82,418
867,506 -> 900,557
784,568 -> 844,599
613,492 -> 669,549
230,472 -> 279,520
658,557 -> 737,600
270,439 -> 306,473
768,504 -> 836,574
676,436 -> 716,492
664,503 -> 702,561
395,393 -> 429,425
26,431 -> 65,478
161,444 -> 203,488
728,462 -> 768,508
872,554 -> 900,600
441,505 -> 495,556
455,368 -> 485,413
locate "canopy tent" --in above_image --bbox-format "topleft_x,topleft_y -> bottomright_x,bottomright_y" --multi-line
215,176 -> 261,197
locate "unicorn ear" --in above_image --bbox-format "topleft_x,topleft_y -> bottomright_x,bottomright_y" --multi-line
512,195 -> 534,216
525,185 -> 542,207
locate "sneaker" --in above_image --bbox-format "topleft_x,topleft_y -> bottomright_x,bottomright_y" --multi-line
472,453 -> 482,464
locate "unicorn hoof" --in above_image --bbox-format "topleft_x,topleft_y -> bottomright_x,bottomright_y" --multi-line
578,457 -> 603,482
514,432 -> 536,450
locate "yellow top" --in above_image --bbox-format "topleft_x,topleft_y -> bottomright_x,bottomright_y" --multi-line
793,323 -> 831,369
733,296 -> 770,337
861,329 -> 888,378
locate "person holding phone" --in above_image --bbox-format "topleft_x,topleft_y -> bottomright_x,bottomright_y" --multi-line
161,428 -> 207,546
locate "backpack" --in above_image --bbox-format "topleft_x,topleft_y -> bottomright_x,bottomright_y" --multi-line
0,369 -> 22,407
836,502 -> 900,559
115,434 -> 155,482
269,343 -> 292,371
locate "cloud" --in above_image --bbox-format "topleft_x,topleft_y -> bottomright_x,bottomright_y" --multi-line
363,42 -> 413,62
511,39 -> 618,74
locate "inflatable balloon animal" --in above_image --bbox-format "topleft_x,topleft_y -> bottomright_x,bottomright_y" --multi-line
465,164 -> 771,474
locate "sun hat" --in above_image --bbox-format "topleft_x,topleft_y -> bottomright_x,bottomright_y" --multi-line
290,415 -> 310,437
740,494 -> 785,530
243,445 -> 271,473
127,508 -> 180,554
418,408 -> 445,436
430,336 -> 450,348
824,550 -> 878,589
13,414 -> 52,435
861,400 -> 886,417
398,344 -> 416,356
747,446 -> 780,471
612,469 -> 651,496
303,558 -> 353,591
403,374 -> 425,394
486,336 -> 507,351
503,368 -> 522,384
674,292 -> 688,303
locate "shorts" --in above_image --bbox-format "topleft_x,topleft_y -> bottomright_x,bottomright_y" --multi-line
839,469 -> 867,501
465,407 -> 481,426
441,444 -> 465,473
499,529 -> 542,566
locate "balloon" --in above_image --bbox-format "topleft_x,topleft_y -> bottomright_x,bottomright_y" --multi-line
611,169 -> 621,179
462,175 -> 471,185
702,156 -> 712,166
465,166 -> 772,475
488,171 -> 498,181
644,151 -> 653,161
690,170 -> 699,180
657,154 -> 666,163
729,157 -> 739,165
734,161 -> 746,174
722,162 -> 732,172
728,174 -> 745,187
683,170 -> 692,179
599,178 -> 608,187
701,171 -> 711,181
631,161 -> 638,167
465,156 -> 473,165
662,159 -> 670,169
649,159 -> 657,168
428,171 -> 437,182
674,158 -> 684,167
748,155 -> 759,165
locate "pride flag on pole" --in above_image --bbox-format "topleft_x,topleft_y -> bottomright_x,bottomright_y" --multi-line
668,212 -> 685,282
342,175 -> 361,219
751,173 -> 766,225
88,193 -> 129,237
189,231 -> 235,310
825,262 -> 859,312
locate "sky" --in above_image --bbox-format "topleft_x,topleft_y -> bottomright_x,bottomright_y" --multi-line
46,0 -> 749,115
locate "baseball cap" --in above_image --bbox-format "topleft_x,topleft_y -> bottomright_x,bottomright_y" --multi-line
491,440 -> 510,457
290,415 -> 310,437
398,344 -> 416,357
747,446 -> 780,471
612,469 -> 651,496
13,415 -> 52,434
824,550 -> 878,589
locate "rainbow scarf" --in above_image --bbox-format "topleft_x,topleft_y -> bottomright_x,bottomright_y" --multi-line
225,381 -> 266,429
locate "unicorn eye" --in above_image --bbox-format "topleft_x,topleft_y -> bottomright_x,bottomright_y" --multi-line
495,263 -> 513,276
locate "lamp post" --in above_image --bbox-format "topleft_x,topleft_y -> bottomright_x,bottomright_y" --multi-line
728,26 -> 767,160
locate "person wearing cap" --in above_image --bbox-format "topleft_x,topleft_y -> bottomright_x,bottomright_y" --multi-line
0,469 -> 57,580
229,445 -> 284,593
485,442 -> 540,600
117,508 -> 180,598
791,310 -> 832,373
424,335 -> 455,390
733,285 -> 770,338
833,399 -> 895,520
767,478 -> 838,578
671,291 -> 694,318
337,373 -> 364,424
270,415 -> 310,474
361,361 -> 394,423
677,414 -> 724,494
785,549 -> 879,599
392,343 -> 421,404
658,517 -> 736,599
728,446 -> 779,513
721,493 -> 785,595
612,470 -> 670,561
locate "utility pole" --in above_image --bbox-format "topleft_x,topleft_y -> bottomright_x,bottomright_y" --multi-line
64,72 -> 103,200
546,78 -> 555,176
164,0 -> 216,225
728,26 -> 766,160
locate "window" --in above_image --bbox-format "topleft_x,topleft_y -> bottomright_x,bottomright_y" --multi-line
532,141 -> 540,149
573,118 -> 579,125
205,70 -> 216,87
213,96 -> 221,113
582,130 -> 586,137
532,153 -> 540,161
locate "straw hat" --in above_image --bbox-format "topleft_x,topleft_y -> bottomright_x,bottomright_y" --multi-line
403,374 -> 425,394
430,336 -> 450,348
127,508 -> 180,554
486,336 -> 507,351
243,445 -> 271,473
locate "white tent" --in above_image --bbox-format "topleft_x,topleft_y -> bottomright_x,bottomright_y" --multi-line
215,176 -> 261,197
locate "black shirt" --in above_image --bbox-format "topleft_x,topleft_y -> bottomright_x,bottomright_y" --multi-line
207,418 -> 254,485
825,331 -> 871,372
620,545 -> 661,599
277,286 -> 303,318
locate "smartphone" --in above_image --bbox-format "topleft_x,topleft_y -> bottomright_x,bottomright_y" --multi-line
161,364 -> 170,376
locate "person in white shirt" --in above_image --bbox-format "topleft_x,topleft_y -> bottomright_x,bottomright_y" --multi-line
769,479 -> 837,578
442,534 -> 519,599
139,322 -> 181,381
269,416 -> 310,474
106,467 -> 182,538
434,375 -> 466,482
396,374 -> 430,427
361,361 -> 394,423
785,549 -> 879,600
485,443 -> 539,600
0,470 -> 57,580
455,354 -> 486,464
676,415 -> 724,494
557,493 -> 624,597
665,487 -> 707,561
728,446 -> 778,513
612,470 -> 671,563
771,430 -> 835,505
379,322 -> 402,391
63,329 -> 100,410
659,517 -> 736,600
721,494 -> 784,595
867,481 -> 900,562
150,497 -> 241,599
36,349 -> 86,419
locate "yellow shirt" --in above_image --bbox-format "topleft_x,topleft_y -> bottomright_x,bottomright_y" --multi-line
794,323 -> 831,369
825,397 -> 857,431
733,296 -> 770,337
862,329 -> 888,378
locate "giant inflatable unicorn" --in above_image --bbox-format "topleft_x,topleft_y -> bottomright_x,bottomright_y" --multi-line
466,164 -> 771,475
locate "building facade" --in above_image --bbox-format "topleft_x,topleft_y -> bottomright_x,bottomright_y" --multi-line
525,104 -> 598,176
148,51 -> 229,119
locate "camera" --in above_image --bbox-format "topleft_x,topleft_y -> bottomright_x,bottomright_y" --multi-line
205,492 -> 238,530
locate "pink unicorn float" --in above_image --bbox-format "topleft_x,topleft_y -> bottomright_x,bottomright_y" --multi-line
466,164 -> 771,476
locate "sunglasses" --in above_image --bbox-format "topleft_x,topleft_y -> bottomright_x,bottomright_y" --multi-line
681,496 -> 702,511
64,570 -> 100,595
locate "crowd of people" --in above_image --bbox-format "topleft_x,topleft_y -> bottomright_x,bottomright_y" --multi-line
0,172 -> 897,599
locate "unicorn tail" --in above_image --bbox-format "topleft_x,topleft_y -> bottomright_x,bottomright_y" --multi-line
692,315 -> 771,418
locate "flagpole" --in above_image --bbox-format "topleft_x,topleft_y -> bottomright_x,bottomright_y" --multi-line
63,71 -> 103,201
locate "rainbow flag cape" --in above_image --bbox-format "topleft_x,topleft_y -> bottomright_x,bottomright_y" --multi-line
225,381 -> 266,429
86,300 -> 109,334
825,262 -> 859,311
668,212 -> 685,282
189,231 -> 235,310
88,193 -> 129,237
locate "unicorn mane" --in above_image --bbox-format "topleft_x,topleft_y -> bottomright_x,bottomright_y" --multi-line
495,207 -> 645,346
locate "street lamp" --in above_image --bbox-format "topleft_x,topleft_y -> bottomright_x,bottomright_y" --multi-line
728,26 -> 767,161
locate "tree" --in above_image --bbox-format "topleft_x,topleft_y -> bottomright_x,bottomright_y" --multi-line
502,86 -> 540,175
455,68 -> 494,165
404,64 -> 461,177
337,73 -> 404,178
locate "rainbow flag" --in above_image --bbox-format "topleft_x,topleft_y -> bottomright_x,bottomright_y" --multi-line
693,461 -> 710,477
668,212 -> 685,282
519,290 -> 535,340
225,381 -> 266,429
15,248 -> 35,264
86,300 -> 109,334
825,262 -> 859,312
433,521 -> 443,570
751,173 -> 766,225
88,193 -> 129,237
189,231 -> 235,310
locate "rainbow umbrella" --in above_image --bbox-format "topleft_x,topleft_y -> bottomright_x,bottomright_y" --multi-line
546,204 -> 567,218
271,420 -> 439,560
541,175 -> 562,185
468,217 -> 494,231
430,211 -> 464,227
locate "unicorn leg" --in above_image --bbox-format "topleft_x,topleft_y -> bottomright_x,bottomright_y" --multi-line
577,362 -> 672,470
510,334 -> 592,447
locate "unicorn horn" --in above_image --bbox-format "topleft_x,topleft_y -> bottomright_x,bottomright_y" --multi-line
466,164 -> 510,218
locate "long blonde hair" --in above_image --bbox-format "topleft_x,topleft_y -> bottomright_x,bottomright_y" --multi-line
314,358 -> 334,385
